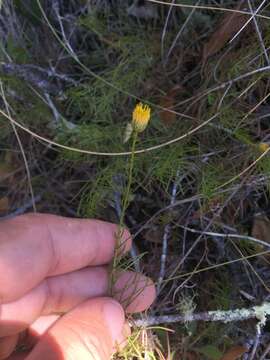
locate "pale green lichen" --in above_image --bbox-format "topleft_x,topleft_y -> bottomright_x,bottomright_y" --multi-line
177,294 -> 197,323
253,302 -> 270,334
253,302 -> 270,325
207,302 -> 270,327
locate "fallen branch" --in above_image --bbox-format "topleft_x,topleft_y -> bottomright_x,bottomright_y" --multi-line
1,62 -> 77,94
133,302 -> 270,330
157,169 -> 181,293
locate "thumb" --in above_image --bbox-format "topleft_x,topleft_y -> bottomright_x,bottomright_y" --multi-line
26,298 -> 125,360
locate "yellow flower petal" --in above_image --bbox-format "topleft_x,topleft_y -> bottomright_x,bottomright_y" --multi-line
259,143 -> 269,152
132,103 -> 151,133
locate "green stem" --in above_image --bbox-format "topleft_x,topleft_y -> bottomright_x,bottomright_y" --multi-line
120,131 -> 137,226
109,131 -> 138,295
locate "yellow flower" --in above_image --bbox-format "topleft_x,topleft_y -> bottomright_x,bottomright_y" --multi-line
132,102 -> 151,133
259,142 -> 269,152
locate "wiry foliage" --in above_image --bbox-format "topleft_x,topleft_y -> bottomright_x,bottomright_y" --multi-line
1,0 -> 270,358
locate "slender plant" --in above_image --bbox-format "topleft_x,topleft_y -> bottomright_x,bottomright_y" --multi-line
109,103 -> 151,296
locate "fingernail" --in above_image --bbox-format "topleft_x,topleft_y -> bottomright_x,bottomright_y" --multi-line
103,300 -> 125,343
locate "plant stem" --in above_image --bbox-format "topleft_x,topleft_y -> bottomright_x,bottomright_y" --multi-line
120,131 -> 137,225
109,131 -> 138,295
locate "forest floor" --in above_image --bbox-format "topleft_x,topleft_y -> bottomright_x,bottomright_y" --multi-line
1,1 -> 270,359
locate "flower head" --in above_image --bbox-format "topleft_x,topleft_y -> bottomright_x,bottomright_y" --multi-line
132,102 -> 151,133
259,142 -> 269,152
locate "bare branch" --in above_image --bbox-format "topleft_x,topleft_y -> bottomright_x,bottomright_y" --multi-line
133,302 -> 270,328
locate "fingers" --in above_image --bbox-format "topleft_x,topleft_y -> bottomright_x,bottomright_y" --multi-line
1,317 -> 130,359
0,213 -> 131,302
0,334 -> 18,360
22,316 -> 130,355
25,298 -> 125,360
0,269 -> 155,336
114,272 -> 156,313
0,267 -> 107,336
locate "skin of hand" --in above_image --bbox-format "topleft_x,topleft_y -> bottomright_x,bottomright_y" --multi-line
0,213 -> 156,360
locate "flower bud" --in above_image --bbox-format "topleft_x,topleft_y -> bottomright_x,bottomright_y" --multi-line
132,102 -> 151,133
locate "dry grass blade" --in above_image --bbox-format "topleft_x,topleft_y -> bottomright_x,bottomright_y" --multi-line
202,2 -> 249,64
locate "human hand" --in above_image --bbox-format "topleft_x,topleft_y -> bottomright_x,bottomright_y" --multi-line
0,214 -> 156,360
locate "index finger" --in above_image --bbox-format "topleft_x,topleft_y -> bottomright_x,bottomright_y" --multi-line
0,213 -> 131,303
